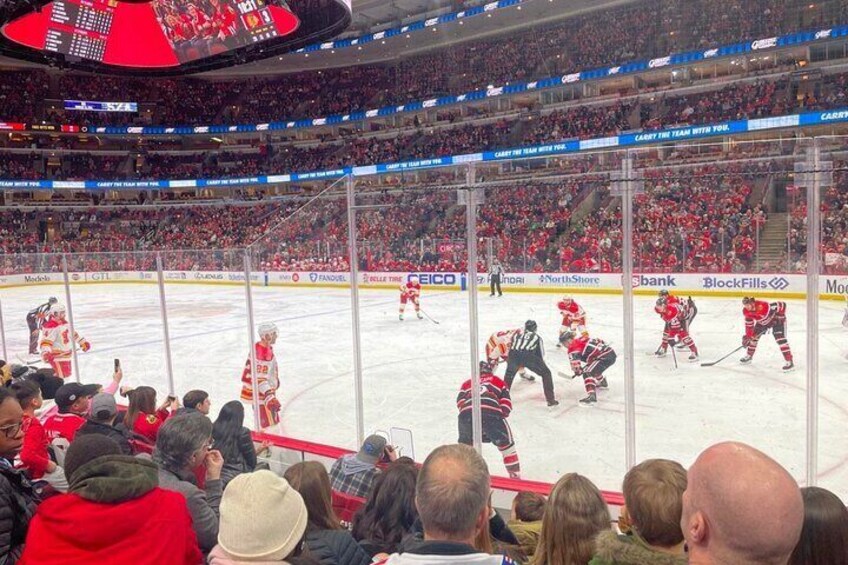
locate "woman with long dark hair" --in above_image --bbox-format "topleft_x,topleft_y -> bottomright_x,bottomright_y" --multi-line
284,461 -> 370,565
211,400 -> 257,486
123,386 -> 174,444
789,486 -> 848,565
351,459 -> 419,557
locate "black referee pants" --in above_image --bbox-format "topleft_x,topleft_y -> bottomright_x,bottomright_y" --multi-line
490,274 -> 502,296
504,350 -> 555,403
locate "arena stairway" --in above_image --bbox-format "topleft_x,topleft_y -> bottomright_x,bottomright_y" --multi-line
755,212 -> 790,269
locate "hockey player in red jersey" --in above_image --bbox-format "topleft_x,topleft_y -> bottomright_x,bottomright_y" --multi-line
240,322 -> 282,429
658,290 -> 698,346
741,297 -> 794,371
399,275 -> 423,321
457,361 -> 520,478
485,329 -> 532,381
556,296 -> 587,347
654,298 -> 699,361
39,303 -> 90,379
559,331 -> 616,406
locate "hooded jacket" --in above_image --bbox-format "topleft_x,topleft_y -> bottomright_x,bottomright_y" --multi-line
19,455 -> 201,565
588,530 -> 687,565
0,459 -> 39,564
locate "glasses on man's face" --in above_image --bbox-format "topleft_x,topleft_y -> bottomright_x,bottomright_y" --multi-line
0,422 -> 23,439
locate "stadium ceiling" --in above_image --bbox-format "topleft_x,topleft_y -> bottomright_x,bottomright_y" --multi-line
194,0 -> 638,77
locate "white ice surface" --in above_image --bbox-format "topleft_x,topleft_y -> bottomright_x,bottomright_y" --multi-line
2,283 -> 846,497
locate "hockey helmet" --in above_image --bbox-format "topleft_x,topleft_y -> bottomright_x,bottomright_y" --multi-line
561,296 -> 573,304
408,274 -> 419,282
654,298 -> 667,314
524,320 -> 538,332
742,296 -> 756,307
48,297 -> 58,304
257,322 -> 278,337
658,290 -> 669,298
479,360 -> 494,374
50,303 -> 66,318
559,330 -> 576,346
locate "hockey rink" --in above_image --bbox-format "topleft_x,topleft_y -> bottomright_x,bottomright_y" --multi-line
2,282 -> 847,497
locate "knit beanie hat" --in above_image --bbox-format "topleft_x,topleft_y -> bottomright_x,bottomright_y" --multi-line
64,434 -> 121,483
218,470 -> 308,561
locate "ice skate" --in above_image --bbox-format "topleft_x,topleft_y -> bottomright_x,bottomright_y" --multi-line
579,392 -> 597,406
654,347 -> 667,357
740,355 -> 752,364
518,371 -> 535,382
783,360 -> 794,371
416,312 -> 423,320
597,377 -> 608,389
546,399 -> 560,407
399,314 -> 404,321
688,352 -> 699,362
508,471 -> 521,479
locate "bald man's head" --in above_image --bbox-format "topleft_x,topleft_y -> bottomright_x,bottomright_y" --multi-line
681,442 -> 804,565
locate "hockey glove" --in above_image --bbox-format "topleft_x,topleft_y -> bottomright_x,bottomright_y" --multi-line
267,397 -> 282,413
80,340 -> 91,352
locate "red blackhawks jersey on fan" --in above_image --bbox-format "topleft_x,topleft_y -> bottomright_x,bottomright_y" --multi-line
456,372 -> 512,419
743,300 -> 786,336
42,413 -> 86,443
399,280 -> 421,299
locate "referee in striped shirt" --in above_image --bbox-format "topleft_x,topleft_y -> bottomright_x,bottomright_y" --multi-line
490,259 -> 505,297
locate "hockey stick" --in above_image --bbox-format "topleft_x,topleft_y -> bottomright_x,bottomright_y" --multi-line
700,345 -> 745,367
557,371 -> 576,380
418,308 -> 440,325
670,341 -> 678,370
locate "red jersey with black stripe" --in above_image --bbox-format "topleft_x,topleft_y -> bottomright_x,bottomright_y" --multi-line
744,300 -> 786,336
457,373 -> 512,418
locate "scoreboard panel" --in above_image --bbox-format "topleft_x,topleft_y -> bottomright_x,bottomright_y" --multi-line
2,0 -> 300,67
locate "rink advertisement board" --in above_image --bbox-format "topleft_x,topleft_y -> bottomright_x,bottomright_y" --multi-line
0,270 -> 845,300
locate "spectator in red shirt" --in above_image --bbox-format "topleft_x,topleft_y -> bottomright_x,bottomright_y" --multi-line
123,386 -> 177,445
12,381 -> 68,492
42,383 -> 98,445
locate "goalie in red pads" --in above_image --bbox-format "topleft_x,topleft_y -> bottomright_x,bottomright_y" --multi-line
399,275 -> 422,321
240,322 -> 282,429
741,297 -> 794,371
559,331 -> 616,406
654,297 -> 699,362
39,303 -> 90,379
457,360 -> 520,478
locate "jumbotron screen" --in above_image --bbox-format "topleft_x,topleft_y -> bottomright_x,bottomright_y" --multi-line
1,0 -> 300,67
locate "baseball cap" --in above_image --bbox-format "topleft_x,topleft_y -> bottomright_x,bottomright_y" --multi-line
89,393 -> 117,421
55,383 -> 100,412
356,434 -> 387,465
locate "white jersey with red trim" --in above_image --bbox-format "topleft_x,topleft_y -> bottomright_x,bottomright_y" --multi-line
399,281 -> 421,299
485,329 -> 521,364
557,299 -> 587,335
39,319 -> 86,362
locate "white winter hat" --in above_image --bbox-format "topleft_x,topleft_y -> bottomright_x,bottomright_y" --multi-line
218,471 -> 308,561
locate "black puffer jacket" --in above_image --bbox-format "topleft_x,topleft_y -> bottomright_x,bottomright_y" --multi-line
304,529 -> 371,565
0,460 -> 39,564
